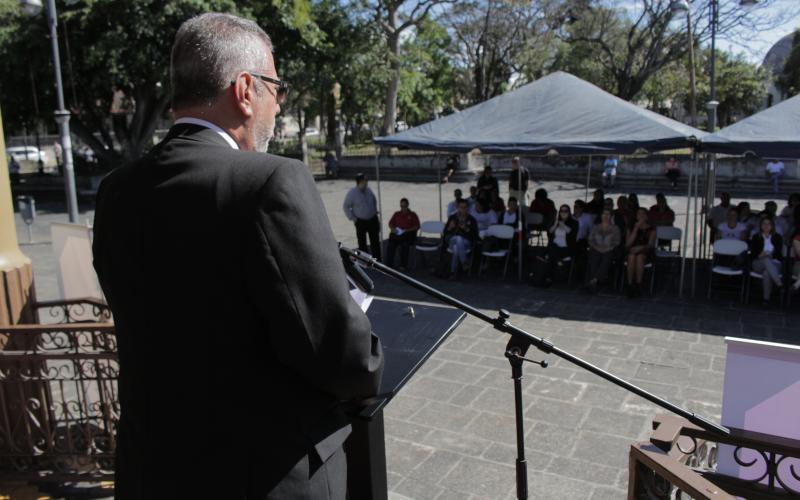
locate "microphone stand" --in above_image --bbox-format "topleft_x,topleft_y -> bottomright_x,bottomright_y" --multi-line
340,246 -> 729,500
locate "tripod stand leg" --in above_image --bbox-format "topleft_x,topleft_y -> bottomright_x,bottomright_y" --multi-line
510,355 -> 528,500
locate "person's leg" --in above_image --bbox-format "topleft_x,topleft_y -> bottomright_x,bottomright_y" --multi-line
635,254 -> 646,284
626,253 -> 636,284
460,240 -> 473,269
752,259 -> 771,300
764,259 -> 782,288
385,237 -> 398,268
399,233 -> 414,268
448,237 -> 460,273
597,251 -> 613,282
367,216 -> 382,261
587,250 -> 600,283
610,173 -> 616,187
355,219 -> 368,253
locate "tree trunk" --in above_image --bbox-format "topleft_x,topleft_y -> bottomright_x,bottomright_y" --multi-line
381,9 -> 401,138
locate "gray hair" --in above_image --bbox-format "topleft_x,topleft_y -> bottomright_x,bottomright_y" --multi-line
170,13 -> 273,110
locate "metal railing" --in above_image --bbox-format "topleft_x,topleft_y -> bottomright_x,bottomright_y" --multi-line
0,299 -> 117,483
629,414 -> 800,499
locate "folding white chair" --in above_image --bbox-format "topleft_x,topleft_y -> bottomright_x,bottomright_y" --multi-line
707,239 -> 748,301
412,220 -> 445,269
653,226 -> 682,291
478,224 -> 515,278
525,210 -> 545,247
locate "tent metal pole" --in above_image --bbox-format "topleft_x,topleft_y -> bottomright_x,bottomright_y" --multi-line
585,155 -> 591,202
437,154 -> 443,222
518,157 -> 523,281
678,154 -> 694,298
375,147 -> 383,242
691,155 -> 701,297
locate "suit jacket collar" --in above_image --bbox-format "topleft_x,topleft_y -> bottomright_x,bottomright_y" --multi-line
165,122 -> 236,150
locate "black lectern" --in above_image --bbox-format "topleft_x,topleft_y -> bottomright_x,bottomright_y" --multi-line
346,298 -> 465,500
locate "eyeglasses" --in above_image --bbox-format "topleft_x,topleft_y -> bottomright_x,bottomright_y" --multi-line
231,72 -> 290,103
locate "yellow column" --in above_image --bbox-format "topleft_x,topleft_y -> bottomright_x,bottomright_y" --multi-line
0,106 -> 36,325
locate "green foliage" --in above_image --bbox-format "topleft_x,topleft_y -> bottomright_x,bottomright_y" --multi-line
777,29 -> 800,99
397,17 -> 456,125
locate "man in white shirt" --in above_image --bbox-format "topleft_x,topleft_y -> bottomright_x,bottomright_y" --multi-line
470,200 -> 497,237
717,209 -> 748,241
447,189 -> 463,217
766,160 -> 785,194
573,200 -> 594,244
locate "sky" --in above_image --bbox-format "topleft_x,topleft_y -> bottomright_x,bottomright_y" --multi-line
719,0 -> 800,63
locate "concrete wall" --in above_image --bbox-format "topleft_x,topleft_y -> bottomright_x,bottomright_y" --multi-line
340,153 -> 800,181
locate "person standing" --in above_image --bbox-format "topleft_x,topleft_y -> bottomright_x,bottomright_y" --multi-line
602,156 -> 618,188
385,198 -> 420,270
92,13 -> 383,499
477,165 -> 499,200
766,159 -> 785,194
343,173 -> 382,261
664,157 -> 680,188
508,157 -> 529,206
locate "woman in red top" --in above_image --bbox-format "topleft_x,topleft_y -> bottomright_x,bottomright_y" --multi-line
386,198 -> 421,269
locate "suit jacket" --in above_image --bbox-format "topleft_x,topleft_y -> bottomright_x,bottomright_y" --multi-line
92,124 -> 384,499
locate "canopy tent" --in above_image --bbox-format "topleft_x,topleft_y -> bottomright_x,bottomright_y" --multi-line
371,71 -> 707,290
374,71 -> 706,154
701,94 -> 800,159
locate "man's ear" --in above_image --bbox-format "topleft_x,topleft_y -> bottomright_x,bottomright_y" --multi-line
232,72 -> 255,118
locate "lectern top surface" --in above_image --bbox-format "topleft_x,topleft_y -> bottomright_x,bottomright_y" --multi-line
360,298 -> 466,418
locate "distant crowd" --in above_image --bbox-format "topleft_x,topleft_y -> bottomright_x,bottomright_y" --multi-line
342,160 -> 800,306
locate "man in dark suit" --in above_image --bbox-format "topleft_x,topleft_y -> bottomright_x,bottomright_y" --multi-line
92,13 -> 383,499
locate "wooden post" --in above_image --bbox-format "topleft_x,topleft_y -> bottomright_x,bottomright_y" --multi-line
0,106 -> 36,326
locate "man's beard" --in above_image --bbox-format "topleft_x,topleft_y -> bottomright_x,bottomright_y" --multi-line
255,123 -> 273,153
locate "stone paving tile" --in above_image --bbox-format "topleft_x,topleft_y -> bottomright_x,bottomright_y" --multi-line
581,407 -> 650,440
570,431 -> 635,470
525,375 -> 586,402
481,442 -> 553,472
429,361 -> 490,384
386,438 -> 436,476
409,401 -> 480,432
591,486 -> 629,500
525,398 -> 588,429
439,456 -> 516,498
406,449 -> 462,485
393,478 -> 443,500
545,456 -> 620,487
526,471 -> 597,500
422,428 -> 492,457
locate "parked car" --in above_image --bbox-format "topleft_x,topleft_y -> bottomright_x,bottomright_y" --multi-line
7,146 -> 47,164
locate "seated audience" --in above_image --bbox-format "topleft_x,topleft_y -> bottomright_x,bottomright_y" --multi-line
762,201 -> 789,236
737,202 -> 760,236
625,207 -> 656,298
442,199 -> 479,278
447,189 -> 463,217
749,217 -> 784,305
717,208 -> 748,241
573,200 -> 594,250
385,198 -> 421,270
541,204 -> 579,285
529,188 -> 557,230
491,193 -> 506,220
648,193 -> 675,227
467,186 -> 478,208
503,197 -> 520,228
780,192 -> 799,229
708,192 -> 732,241
586,189 -> 605,215
584,207 -> 622,293
664,156 -> 680,188
471,199 -> 498,238
615,195 -> 632,228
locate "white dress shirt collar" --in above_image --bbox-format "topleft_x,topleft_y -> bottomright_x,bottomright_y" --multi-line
174,117 -> 239,150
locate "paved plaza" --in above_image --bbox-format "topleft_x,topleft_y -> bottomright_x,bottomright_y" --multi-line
14,177 -> 799,500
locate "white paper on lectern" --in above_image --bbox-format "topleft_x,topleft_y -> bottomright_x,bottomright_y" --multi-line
347,276 -> 373,312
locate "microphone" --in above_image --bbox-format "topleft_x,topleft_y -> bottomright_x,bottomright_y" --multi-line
339,244 -> 374,293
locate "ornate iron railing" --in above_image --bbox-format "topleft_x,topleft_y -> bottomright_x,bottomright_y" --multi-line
32,297 -> 112,325
0,321 -> 118,483
629,414 -> 800,499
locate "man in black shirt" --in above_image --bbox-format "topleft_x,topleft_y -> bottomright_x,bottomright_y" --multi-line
508,157 -> 529,206
477,165 -> 499,201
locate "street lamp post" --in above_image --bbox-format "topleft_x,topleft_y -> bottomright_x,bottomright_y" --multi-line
20,0 -> 79,223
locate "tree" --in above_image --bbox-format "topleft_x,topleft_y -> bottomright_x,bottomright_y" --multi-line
559,0 -> 789,100
397,17 -> 457,125
698,49 -> 767,127
365,0 -> 456,137
443,0 -> 557,104
777,29 -> 800,99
